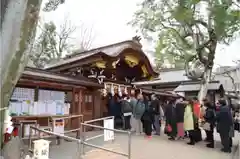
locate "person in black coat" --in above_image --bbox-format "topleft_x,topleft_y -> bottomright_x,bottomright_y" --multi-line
216,99 -> 234,153
142,104 -> 154,138
203,101 -> 216,148
175,98 -> 185,139
150,94 -> 161,135
165,99 -> 177,140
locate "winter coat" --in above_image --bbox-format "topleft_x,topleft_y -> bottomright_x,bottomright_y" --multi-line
193,102 -> 201,119
150,99 -> 160,115
204,103 -> 216,126
133,100 -> 145,119
216,105 -> 234,134
130,97 -> 137,112
175,102 -> 185,123
165,103 -> 177,136
184,104 -> 194,131
165,103 -> 176,125
121,99 -> 132,113
142,106 -> 154,122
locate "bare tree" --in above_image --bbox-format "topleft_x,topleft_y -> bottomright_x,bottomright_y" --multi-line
43,0 -> 65,12
213,65 -> 240,100
78,24 -> 95,51
30,17 -> 76,68
31,16 -> 95,68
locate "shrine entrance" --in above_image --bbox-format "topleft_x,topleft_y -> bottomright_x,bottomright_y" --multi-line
45,37 -> 159,118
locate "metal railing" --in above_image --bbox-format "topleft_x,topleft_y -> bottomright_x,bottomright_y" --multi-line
14,114 -> 83,143
28,122 -> 132,159
80,116 -> 132,159
28,126 -> 82,158
51,114 -> 83,136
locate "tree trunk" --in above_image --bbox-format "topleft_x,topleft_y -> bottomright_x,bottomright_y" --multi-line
0,0 -> 42,154
198,67 -> 212,104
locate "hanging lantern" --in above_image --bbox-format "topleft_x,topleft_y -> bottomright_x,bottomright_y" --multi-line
110,83 -> 114,96
118,85 -> 122,97
102,83 -> 107,97
124,86 -> 128,95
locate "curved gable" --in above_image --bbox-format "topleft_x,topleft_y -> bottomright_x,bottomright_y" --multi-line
45,40 -> 158,79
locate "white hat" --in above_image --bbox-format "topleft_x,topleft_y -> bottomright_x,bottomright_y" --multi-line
176,92 -> 185,98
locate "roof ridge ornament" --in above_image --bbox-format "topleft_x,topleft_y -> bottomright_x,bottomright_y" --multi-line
132,36 -> 142,48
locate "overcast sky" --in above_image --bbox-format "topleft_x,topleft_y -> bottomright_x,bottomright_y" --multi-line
40,0 -> 240,67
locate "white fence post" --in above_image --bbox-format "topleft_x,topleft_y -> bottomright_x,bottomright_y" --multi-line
33,139 -> 51,159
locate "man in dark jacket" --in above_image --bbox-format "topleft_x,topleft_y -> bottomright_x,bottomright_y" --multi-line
150,94 -> 161,135
216,99 -> 234,153
203,100 -> 216,148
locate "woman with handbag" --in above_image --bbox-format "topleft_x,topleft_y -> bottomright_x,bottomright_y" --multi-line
184,101 -> 195,145
165,99 -> 177,140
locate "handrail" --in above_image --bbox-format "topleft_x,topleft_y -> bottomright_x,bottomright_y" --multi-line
28,115 -> 132,159
52,114 -> 83,121
51,114 -> 83,136
81,116 -> 132,159
29,126 -> 82,158
84,116 -> 114,124
28,125 -> 131,158
81,123 -> 128,133
82,141 -> 128,157
30,126 -> 79,142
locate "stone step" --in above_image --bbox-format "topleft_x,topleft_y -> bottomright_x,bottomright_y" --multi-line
83,143 -> 126,159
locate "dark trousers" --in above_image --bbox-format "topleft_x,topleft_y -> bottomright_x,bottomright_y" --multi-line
230,137 -> 233,147
205,130 -> 214,145
143,120 -> 152,136
220,132 -> 231,151
123,116 -> 131,130
188,130 -> 195,144
194,123 -> 202,142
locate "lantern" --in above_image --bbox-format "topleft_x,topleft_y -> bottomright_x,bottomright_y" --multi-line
118,85 -> 122,97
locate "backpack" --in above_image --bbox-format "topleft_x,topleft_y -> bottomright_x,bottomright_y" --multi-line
121,100 -> 132,113
135,100 -> 146,117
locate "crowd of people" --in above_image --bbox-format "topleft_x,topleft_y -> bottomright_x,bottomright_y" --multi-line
106,89 -> 240,154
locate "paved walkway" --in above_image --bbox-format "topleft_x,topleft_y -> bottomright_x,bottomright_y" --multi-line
49,130 -> 239,159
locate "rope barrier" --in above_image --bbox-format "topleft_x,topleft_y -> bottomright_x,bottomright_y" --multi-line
0,107 -> 8,111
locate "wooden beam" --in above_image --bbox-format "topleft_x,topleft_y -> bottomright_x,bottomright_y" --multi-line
47,56 -> 103,72
17,79 -> 84,91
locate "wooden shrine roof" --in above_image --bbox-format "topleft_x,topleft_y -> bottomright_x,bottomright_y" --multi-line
174,81 -> 223,92
44,40 -> 158,76
20,67 -> 103,89
141,88 -> 179,97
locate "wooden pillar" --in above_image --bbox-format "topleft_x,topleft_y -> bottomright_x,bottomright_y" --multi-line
76,89 -> 82,138
70,88 -> 76,129
78,89 -> 83,115
93,90 -> 101,119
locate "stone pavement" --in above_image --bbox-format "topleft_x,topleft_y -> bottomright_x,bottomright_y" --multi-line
49,130 -> 239,159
